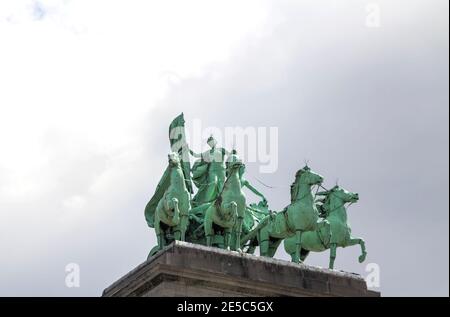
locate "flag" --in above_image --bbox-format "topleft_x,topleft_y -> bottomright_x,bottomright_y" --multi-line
169,113 -> 193,193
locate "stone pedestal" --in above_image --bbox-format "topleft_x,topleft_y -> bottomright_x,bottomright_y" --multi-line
102,241 -> 379,297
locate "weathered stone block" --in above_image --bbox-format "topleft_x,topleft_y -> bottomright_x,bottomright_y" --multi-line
102,241 -> 380,297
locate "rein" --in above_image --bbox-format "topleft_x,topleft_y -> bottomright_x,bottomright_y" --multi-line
321,191 -> 354,217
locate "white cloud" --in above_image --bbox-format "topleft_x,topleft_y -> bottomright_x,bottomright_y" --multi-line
0,0 -> 273,294
0,0 -> 270,210
0,0 -> 447,296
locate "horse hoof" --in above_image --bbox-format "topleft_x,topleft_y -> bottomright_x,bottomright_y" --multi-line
359,253 -> 367,263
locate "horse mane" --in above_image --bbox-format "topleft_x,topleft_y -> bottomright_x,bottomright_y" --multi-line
320,187 -> 345,217
222,163 -> 235,189
319,192 -> 332,217
290,169 -> 304,202
216,159 -> 240,204
169,158 -> 182,175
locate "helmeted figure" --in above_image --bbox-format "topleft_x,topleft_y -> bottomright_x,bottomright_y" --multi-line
189,136 -> 232,207
185,150 -> 269,249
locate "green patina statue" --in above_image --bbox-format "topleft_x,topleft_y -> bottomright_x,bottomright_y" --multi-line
144,113 -> 368,269
284,185 -> 367,269
249,166 -> 325,260
189,135 -> 233,207
144,152 -> 191,256
204,153 -> 246,251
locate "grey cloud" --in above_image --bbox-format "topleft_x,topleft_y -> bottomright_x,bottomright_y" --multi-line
156,0 -> 449,296
0,0 -> 447,296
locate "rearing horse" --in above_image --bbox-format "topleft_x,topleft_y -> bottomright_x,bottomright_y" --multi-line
204,154 -> 246,251
257,166 -> 324,260
284,185 -> 367,269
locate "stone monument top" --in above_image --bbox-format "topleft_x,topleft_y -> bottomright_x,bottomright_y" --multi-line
103,241 -> 379,297
104,114 -> 378,297
144,114 -> 369,270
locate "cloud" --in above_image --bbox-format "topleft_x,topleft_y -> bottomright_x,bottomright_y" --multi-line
31,1 -> 46,21
148,0 -> 449,296
0,0 -> 272,295
0,0 -> 448,296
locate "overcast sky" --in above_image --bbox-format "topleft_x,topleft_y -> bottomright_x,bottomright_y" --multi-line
0,0 -> 448,296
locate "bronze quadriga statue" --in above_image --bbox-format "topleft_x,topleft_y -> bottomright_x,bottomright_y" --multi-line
144,113 -> 367,269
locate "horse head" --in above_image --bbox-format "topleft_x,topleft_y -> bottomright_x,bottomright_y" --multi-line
316,185 -> 359,216
226,154 -> 244,174
290,165 -> 324,202
327,186 -> 358,203
297,165 -> 323,185
168,152 -> 181,167
162,193 -> 180,224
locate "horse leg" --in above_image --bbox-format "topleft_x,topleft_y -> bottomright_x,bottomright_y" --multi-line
171,198 -> 180,225
215,234 -> 225,249
283,238 -> 297,262
180,222 -> 187,241
259,230 -> 270,257
300,249 -> 310,262
247,243 -> 257,255
268,239 -> 282,258
193,223 -> 204,238
329,243 -> 337,269
224,228 -> 232,250
154,211 -> 164,250
234,205 -> 244,252
294,230 -> 303,264
179,209 -> 189,242
348,237 -> 367,263
204,215 -> 214,247
290,252 -> 300,263
173,230 -> 181,241
246,237 -> 259,254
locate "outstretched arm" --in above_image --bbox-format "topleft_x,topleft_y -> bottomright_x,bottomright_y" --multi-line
188,146 -> 202,158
